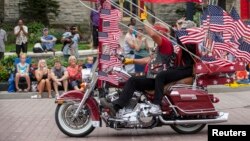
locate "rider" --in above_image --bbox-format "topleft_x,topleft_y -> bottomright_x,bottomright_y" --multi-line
101,20 -> 176,116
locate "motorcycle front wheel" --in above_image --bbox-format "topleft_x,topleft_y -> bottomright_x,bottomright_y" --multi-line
170,124 -> 206,134
55,103 -> 95,137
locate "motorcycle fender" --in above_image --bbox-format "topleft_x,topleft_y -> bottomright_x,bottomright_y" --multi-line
56,90 -> 101,127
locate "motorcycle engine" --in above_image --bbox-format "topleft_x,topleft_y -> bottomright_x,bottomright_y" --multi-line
105,91 -> 155,128
117,103 -> 155,128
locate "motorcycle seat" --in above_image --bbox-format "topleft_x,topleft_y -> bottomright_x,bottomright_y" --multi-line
145,77 -> 193,95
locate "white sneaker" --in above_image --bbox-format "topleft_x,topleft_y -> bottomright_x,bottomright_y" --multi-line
55,94 -> 60,98
31,95 -> 41,99
149,104 -> 162,115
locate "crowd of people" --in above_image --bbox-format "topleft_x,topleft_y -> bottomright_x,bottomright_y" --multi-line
15,53 -> 94,98
0,19 -> 81,59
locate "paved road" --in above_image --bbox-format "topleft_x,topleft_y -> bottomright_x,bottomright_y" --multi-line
0,91 -> 250,141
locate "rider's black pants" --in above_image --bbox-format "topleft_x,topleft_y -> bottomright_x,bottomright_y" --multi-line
112,66 -> 193,108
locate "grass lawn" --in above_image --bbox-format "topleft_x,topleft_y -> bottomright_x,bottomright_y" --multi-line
5,43 -> 91,52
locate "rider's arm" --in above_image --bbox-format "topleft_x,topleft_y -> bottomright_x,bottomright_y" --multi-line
144,20 -> 162,47
133,57 -> 151,65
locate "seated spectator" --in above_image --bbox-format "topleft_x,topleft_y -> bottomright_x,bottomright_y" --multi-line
41,28 -> 57,55
85,56 -> 94,69
51,60 -> 69,97
67,56 -> 82,90
35,59 -> 52,98
15,53 -> 30,92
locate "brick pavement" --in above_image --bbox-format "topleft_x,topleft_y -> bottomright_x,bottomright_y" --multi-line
0,91 -> 250,141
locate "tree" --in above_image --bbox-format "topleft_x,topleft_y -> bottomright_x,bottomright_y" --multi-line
20,0 -> 60,25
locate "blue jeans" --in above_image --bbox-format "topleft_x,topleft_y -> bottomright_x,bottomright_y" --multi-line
42,42 -> 55,50
134,54 -> 146,73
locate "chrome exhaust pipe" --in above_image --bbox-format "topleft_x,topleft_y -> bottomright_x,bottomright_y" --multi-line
159,112 -> 229,125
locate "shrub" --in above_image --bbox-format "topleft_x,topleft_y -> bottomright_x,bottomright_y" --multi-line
1,22 -> 15,32
27,22 -> 45,43
48,28 -> 63,44
0,55 -> 16,82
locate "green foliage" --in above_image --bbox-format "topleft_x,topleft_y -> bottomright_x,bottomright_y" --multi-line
1,22 -> 15,32
27,22 -> 45,43
20,0 -> 60,25
0,55 -> 17,82
48,28 -> 63,44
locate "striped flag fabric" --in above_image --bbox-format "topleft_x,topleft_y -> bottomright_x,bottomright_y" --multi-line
100,9 -> 122,21
102,20 -> 120,32
211,33 -> 250,63
230,7 -> 249,40
99,54 -> 122,67
207,5 -> 235,34
200,8 -> 209,29
98,31 -> 121,44
98,71 -> 119,85
201,56 -> 233,67
102,43 -> 119,54
112,71 -> 130,82
176,28 -> 205,44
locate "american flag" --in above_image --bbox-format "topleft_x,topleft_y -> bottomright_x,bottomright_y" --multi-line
176,28 -> 205,44
102,20 -> 120,32
201,56 -> 233,67
211,33 -> 250,63
230,7 -> 248,40
200,8 -> 209,29
102,43 -> 119,54
99,54 -> 122,67
98,71 -> 119,85
100,9 -> 122,21
98,31 -> 121,44
112,71 -> 130,82
238,39 -> 250,55
207,5 -> 235,34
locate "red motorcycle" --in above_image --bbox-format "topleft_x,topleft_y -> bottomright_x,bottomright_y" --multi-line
55,61 -> 228,137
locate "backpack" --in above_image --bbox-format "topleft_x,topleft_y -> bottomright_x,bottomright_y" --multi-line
33,43 -> 44,53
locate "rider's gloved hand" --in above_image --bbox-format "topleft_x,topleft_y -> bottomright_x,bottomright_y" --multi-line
123,58 -> 134,65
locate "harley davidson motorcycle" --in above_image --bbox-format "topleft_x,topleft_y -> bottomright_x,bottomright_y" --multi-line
55,61 -> 229,137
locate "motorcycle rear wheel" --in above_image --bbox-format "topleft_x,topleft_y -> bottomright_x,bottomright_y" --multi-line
170,124 -> 206,134
55,103 -> 95,137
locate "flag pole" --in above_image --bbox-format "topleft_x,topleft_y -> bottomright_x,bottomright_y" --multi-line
230,1 -> 235,13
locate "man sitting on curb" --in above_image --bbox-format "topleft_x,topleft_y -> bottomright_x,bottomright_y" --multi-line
51,60 -> 68,98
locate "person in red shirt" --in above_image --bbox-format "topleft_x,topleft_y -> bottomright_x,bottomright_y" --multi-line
101,21 -> 176,116
67,56 -> 82,90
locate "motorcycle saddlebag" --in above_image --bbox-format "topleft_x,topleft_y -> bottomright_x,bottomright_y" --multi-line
169,88 -> 218,116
